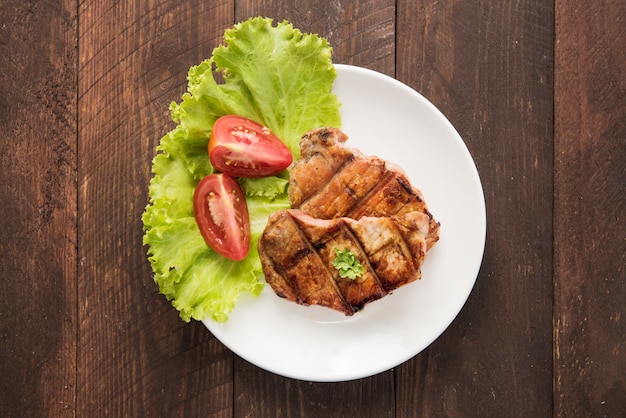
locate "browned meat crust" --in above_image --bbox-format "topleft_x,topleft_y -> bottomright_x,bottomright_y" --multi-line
289,127 -> 440,249
258,209 -> 431,315
256,210 -> 353,314
260,127 -> 440,315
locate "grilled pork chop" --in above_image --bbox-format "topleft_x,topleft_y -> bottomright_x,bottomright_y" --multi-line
289,127 -> 440,249
258,209 -> 431,315
258,127 -> 440,315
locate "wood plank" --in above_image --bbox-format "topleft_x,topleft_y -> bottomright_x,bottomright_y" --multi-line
77,1 -> 236,416
0,1 -> 78,417
230,2 -> 397,416
234,359 -> 394,417
554,1 -> 626,416
396,1 -> 554,416
235,0 -> 395,74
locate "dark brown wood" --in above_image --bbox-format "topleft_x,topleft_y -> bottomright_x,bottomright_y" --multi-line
234,358 -> 394,417
0,1 -> 77,417
396,1 -> 555,416
76,1 -> 235,416
2,0 -> 625,416
236,0 -> 396,75
554,1 -> 626,417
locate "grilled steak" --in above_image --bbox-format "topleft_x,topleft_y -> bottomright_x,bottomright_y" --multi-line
289,127 -> 440,249
259,127 -> 440,315
259,209 -> 431,315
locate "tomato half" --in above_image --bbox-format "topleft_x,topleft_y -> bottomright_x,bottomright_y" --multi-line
193,173 -> 250,261
209,115 -> 293,178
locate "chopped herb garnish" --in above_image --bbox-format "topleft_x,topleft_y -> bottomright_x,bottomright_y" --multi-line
332,247 -> 365,280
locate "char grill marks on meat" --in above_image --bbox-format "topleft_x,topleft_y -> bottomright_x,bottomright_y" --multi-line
259,127 -> 440,315
258,209 -> 431,315
289,127 -> 440,249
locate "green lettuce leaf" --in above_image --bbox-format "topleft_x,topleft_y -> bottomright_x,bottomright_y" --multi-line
142,17 -> 341,322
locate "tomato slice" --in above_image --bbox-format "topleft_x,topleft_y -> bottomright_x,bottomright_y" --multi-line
193,173 -> 250,261
209,115 -> 293,178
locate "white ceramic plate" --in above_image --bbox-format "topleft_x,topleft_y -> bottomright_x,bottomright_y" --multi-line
203,64 -> 486,382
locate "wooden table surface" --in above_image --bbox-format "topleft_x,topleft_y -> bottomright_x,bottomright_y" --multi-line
1,1 -> 624,417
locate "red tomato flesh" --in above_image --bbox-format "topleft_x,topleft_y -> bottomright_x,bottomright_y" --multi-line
193,173 -> 250,261
209,115 -> 293,178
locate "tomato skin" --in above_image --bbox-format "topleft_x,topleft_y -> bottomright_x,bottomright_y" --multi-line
209,115 -> 293,178
193,173 -> 250,261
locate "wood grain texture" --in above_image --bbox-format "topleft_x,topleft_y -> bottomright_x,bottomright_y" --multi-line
0,1 -> 77,417
396,1 -> 554,416
2,0 -> 624,416
77,1 -> 235,416
235,0 -> 395,74
554,1 -> 626,416
234,358 -> 394,417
